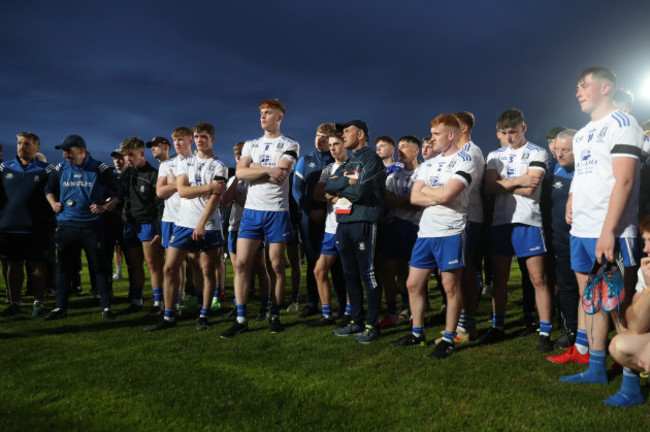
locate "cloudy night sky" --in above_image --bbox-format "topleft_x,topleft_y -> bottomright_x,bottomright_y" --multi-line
2,0 -> 650,167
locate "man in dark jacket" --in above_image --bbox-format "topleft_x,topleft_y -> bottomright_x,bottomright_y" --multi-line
118,137 -> 164,315
0,132 -> 54,317
44,135 -> 122,320
325,119 -> 386,343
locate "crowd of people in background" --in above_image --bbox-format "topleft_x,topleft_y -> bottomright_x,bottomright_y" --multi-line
2,67 -> 650,407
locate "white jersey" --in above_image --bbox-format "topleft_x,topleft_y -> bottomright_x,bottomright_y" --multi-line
320,162 -> 341,235
241,135 -> 299,211
158,155 -> 190,223
174,155 -> 228,231
462,141 -> 485,224
635,266 -> 646,293
570,110 -> 643,238
486,142 -> 547,227
227,176 -> 249,232
386,167 -> 422,225
414,149 -> 475,238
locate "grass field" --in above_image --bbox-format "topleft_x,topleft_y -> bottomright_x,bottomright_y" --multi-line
1,260 -> 649,431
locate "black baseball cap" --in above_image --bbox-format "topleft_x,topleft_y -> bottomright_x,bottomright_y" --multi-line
55,135 -> 87,151
335,120 -> 369,136
110,148 -> 123,158
146,136 -> 171,148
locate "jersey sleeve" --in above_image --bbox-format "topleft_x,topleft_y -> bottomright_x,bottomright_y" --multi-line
414,163 -> 428,183
158,160 -> 171,178
175,158 -> 188,177
213,161 -> 228,181
385,172 -> 397,193
485,150 -> 499,171
318,164 -> 331,184
281,140 -> 300,164
451,158 -> 475,187
610,123 -> 644,159
241,141 -> 253,161
528,148 -> 548,172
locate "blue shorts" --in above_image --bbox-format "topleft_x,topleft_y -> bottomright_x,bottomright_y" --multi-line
123,222 -> 158,247
228,230 -> 265,255
161,221 -> 175,248
465,221 -> 483,254
320,232 -> 339,256
238,209 -> 293,244
168,226 -> 223,252
410,233 -> 465,272
228,231 -> 238,255
383,219 -> 418,261
570,236 -> 638,273
490,224 -> 546,258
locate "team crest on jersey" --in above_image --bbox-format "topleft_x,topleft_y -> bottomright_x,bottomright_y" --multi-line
552,181 -> 563,189
448,161 -> 456,168
139,185 -> 145,192
522,153 -> 530,160
598,127 -> 608,138
359,242 -> 366,251
6,173 -> 13,179
34,175 -> 40,182
587,128 -> 597,142
276,143 -> 284,150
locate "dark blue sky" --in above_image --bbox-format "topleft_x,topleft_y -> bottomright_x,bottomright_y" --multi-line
2,1 -> 650,167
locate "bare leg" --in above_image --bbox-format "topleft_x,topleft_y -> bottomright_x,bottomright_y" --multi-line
406,267 -> 432,328
441,268 -> 463,334
524,254 -> 551,322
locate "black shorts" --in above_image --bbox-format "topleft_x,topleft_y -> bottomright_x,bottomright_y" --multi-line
0,231 -> 52,262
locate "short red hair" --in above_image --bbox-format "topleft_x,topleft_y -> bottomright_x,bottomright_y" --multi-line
259,99 -> 285,115
639,215 -> 650,235
430,114 -> 460,129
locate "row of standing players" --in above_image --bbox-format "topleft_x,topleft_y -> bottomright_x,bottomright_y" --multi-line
2,71 -> 650,407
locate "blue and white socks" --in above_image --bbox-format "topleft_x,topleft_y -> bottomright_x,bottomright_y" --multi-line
559,348 -> 607,384
603,368 -> 645,407
153,287 -> 163,307
236,303 -> 247,324
322,304 -> 332,320
575,328 -> 589,355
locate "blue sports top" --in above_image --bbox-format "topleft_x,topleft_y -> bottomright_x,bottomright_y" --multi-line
45,155 -> 123,227
0,157 -> 55,233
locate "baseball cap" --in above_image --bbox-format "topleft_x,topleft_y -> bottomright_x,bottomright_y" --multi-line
146,136 -> 171,148
335,120 -> 369,136
55,134 -> 87,151
110,148 -> 123,158
546,126 -> 567,140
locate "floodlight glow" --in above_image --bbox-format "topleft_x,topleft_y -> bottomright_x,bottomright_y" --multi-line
641,77 -> 650,100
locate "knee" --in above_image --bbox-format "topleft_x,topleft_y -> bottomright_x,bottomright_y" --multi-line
609,335 -> 620,359
271,260 -> 286,276
406,279 -> 420,294
314,266 -> 325,280
234,259 -> 249,274
638,343 -> 650,372
529,274 -> 547,289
